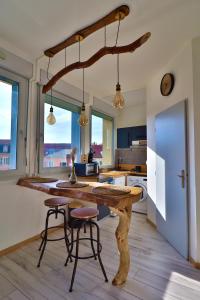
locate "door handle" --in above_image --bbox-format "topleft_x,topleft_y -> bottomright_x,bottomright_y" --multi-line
177,170 -> 185,188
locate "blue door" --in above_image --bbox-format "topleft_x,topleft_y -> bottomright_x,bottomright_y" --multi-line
155,100 -> 188,258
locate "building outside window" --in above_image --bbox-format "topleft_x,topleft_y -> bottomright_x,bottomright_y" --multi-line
41,93 -> 81,170
91,110 -> 113,166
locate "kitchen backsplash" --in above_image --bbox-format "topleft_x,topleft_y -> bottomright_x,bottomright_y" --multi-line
115,147 -> 147,166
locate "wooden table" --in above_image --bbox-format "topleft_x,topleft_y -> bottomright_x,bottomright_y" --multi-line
17,178 -> 142,286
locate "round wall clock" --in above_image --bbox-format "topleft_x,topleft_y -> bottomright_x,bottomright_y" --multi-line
160,73 -> 175,96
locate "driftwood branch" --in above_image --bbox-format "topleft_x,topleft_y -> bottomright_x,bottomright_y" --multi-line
42,32 -> 151,93
44,5 -> 130,57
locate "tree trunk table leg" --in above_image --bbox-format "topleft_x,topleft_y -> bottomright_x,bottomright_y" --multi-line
110,201 -> 132,286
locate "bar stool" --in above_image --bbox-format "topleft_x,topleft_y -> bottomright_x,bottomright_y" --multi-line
65,207 -> 108,292
37,197 -> 71,267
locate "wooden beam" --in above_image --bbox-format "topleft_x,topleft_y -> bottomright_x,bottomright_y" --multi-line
42,32 -> 151,93
44,5 -> 130,57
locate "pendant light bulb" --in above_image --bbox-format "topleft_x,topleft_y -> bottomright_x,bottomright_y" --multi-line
46,106 -> 56,125
79,68 -> 88,126
113,83 -> 125,109
113,53 -> 125,109
79,103 -> 88,126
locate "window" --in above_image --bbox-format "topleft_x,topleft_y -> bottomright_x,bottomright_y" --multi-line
0,69 -> 27,177
41,93 -> 81,170
0,78 -> 18,171
91,110 -> 113,166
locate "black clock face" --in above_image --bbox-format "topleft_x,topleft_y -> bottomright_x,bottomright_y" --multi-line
160,73 -> 175,96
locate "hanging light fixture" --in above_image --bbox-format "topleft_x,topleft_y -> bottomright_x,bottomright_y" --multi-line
46,57 -> 56,125
113,54 -> 125,109
79,68 -> 88,126
46,88 -> 56,125
112,16 -> 125,109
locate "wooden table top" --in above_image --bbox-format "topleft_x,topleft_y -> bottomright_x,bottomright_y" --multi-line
17,177 -> 142,208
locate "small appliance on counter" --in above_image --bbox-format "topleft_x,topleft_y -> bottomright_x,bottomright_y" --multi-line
74,162 -> 99,176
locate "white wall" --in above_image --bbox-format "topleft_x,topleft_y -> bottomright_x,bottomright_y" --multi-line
146,41 -> 198,260
105,88 -> 146,129
116,103 -> 146,129
0,180 -> 63,250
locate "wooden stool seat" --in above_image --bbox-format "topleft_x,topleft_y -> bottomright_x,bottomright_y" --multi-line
71,207 -> 98,220
44,197 -> 70,208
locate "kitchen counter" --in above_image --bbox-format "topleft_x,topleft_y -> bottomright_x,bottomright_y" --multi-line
99,170 -> 147,178
99,171 -> 128,178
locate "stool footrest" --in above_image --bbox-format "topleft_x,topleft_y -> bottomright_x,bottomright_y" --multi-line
40,225 -> 71,242
68,238 -> 102,260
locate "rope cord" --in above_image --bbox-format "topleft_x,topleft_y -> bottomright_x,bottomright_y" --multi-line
79,38 -> 81,62
46,57 -> 53,106
104,26 -> 107,47
115,18 -> 121,47
117,53 -> 119,84
82,68 -> 85,104
115,18 -> 121,84
65,47 -> 67,67
47,57 -> 51,80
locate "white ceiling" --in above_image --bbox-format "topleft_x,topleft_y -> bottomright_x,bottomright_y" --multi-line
1,0 -> 200,98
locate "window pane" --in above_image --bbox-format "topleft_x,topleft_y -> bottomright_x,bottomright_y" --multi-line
0,79 -> 18,171
44,103 -> 72,168
91,114 -> 113,165
43,103 -> 81,168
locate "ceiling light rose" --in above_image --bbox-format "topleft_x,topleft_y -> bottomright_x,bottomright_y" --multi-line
113,82 -> 125,109
79,68 -> 88,126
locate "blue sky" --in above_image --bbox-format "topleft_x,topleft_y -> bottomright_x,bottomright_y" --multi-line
44,103 -> 72,143
0,81 -> 103,145
0,80 -> 12,139
91,115 -> 102,144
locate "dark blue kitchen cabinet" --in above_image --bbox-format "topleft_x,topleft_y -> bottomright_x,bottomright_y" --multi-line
117,125 -> 146,148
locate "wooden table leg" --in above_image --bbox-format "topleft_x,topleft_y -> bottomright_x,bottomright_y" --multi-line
110,200 -> 132,286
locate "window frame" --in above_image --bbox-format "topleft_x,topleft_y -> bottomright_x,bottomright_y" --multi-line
0,67 -> 28,179
90,109 -> 114,168
39,87 -> 82,175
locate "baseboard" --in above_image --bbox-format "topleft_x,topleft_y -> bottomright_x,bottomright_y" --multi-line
189,256 -> 200,269
0,223 -> 64,257
146,217 -> 157,229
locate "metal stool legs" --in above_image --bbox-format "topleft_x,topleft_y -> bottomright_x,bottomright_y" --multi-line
37,207 -> 71,267
69,225 -> 81,292
93,221 -> 108,283
66,219 -> 108,292
37,209 -> 52,267
89,222 -> 97,260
